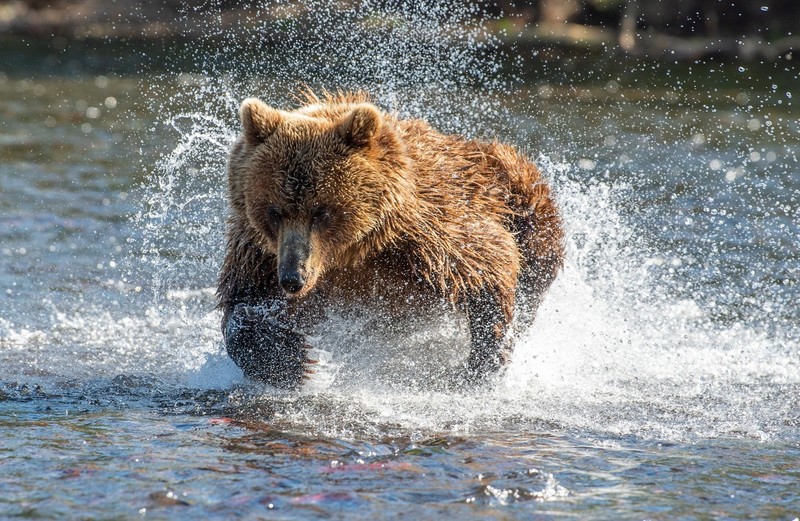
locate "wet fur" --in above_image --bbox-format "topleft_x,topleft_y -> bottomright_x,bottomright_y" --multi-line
218,91 -> 564,388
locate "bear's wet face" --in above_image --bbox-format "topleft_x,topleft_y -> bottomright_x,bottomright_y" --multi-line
236,98 -> 392,298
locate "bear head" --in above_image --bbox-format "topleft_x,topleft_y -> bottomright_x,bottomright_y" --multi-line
228,97 -> 412,299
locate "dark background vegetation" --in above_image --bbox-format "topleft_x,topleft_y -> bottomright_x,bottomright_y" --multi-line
1,0 -> 797,61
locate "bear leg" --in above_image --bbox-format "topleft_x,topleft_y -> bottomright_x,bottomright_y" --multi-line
464,290 -> 513,383
223,302 -> 313,389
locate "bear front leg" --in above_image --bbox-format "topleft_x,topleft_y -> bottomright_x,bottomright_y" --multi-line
223,301 -> 314,389
464,289 -> 514,383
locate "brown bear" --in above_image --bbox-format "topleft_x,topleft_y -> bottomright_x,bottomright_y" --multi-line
217,91 -> 564,389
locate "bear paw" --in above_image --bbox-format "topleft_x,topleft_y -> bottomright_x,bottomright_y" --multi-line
224,303 -> 315,389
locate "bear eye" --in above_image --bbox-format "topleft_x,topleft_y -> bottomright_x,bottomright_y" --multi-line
265,206 -> 282,228
311,206 -> 332,228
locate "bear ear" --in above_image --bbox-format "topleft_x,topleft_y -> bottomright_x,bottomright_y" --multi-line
240,98 -> 282,145
338,104 -> 382,148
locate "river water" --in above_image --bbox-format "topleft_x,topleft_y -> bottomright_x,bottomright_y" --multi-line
1,2 -> 799,519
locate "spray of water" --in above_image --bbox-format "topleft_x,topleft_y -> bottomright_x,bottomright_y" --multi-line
3,0 -> 796,441
138,0 -> 800,439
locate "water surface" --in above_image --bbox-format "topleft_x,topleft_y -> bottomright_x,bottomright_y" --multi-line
1,3 -> 799,518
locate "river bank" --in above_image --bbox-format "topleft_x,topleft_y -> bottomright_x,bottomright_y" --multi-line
2,0 -> 797,62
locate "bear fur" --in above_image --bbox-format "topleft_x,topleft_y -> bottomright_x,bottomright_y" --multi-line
217,91 -> 564,389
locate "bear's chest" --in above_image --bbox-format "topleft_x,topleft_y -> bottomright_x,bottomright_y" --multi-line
317,261 -> 447,317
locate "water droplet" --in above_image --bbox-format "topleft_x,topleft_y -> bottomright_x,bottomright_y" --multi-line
537,84 -> 553,99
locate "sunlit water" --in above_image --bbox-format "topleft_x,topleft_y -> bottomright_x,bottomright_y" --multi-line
1,1 -> 800,518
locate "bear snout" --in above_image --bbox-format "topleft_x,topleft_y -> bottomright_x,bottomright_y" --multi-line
279,268 -> 306,294
277,224 -> 313,296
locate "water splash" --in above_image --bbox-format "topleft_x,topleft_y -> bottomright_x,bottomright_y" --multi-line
2,0 -> 797,442
179,0 -> 516,135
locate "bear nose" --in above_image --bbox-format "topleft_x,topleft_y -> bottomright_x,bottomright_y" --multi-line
279,270 -> 305,294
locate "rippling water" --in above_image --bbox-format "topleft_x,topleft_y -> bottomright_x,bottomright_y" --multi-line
1,2 -> 799,518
